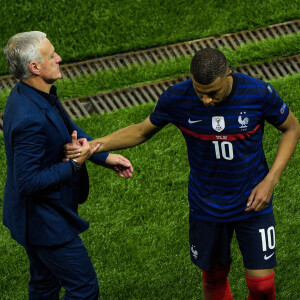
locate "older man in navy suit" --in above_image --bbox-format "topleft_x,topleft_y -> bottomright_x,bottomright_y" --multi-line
3,31 -> 133,299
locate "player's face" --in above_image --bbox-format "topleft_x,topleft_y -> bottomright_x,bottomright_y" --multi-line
37,38 -> 62,84
192,71 -> 233,107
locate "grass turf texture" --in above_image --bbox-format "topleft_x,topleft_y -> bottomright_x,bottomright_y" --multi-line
0,75 -> 299,299
0,0 -> 299,75
0,32 -> 299,113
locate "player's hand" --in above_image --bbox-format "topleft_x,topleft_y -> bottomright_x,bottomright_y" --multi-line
75,138 -> 100,165
63,130 -> 99,164
103,153 -> 134,178
245,178 -> 276,212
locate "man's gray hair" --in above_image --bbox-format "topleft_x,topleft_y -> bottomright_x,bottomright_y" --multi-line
3,31 -> 47,80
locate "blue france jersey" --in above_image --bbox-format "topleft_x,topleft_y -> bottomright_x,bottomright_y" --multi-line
149,73 -> 289,222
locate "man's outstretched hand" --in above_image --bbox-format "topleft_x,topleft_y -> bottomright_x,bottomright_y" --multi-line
63,131 -> 134,178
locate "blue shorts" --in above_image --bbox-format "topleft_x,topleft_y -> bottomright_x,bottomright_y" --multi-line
189,211 -> 276,270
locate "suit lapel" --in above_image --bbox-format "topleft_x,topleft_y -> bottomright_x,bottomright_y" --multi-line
19,82 -> 71,143
46,109 -> 71,143
55,98 -> 75,133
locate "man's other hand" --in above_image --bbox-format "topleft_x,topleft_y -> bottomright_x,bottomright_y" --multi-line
103,153 -> 134,178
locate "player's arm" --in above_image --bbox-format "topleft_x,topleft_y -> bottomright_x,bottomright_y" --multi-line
266,111 -> 300,183
93,116 -> 161,152
65,116 -> 162,158
246,111 -> 300,211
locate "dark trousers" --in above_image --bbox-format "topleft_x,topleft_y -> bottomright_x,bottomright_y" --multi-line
25,236 -> 99,300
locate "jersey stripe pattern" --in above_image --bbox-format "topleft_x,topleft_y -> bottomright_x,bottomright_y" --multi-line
149,73 -> 289,222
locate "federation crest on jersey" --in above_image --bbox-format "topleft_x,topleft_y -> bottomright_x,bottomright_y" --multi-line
238,111 -> 249,129
212,116 -> 225,132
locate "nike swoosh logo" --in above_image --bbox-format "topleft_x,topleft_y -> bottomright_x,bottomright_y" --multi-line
264,253 -> 275,260
188,118 -> 202,124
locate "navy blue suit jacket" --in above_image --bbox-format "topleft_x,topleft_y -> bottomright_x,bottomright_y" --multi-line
3,82 -> 108,247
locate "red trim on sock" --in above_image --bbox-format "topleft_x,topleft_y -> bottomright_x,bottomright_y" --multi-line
246,271 -> 276,300
246,271 -> 275,282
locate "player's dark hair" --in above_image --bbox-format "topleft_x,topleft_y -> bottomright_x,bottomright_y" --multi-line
190,48 -> 228,85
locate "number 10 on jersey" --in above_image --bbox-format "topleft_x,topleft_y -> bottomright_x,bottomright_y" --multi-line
212,141 -> 234,160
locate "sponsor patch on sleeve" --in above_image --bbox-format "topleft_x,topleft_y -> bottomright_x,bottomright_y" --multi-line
280,103 -> 286,114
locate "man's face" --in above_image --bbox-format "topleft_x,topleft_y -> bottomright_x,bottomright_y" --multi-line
192,71 -> 233,107
37,38 -> 62,84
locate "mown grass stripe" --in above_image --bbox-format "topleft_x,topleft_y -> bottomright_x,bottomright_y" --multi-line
0,32 -> 299,114
1,20 -> 299,86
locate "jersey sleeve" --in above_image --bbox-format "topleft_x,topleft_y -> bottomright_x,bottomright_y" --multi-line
262,83 -> 289,126
149,89 -> 173,127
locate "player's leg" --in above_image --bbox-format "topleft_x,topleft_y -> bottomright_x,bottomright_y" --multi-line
202,264 -> 232,300
235,212 -> 276,300
189,215 -> 233,300
27,236 -> 99,300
